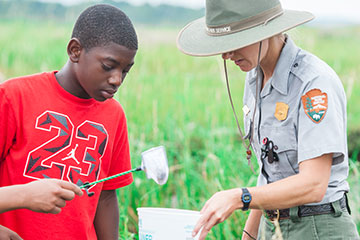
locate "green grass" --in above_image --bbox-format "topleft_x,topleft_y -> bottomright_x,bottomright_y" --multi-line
0,20 -> 359,238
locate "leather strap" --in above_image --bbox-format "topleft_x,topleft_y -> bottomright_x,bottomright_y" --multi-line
265,195 -> 348,221
223,42 -> 262,174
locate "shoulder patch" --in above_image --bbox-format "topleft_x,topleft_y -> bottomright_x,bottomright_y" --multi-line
301,89 -> 328,123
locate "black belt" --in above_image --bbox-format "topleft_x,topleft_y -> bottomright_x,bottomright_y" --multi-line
265,195 -> 348,221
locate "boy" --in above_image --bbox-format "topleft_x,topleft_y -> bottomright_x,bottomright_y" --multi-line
0,4 -> 137,240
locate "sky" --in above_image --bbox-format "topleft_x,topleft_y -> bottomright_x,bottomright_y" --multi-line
40,0 -> 360,24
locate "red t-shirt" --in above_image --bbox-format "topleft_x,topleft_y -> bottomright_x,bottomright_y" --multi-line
0,72 -> 133,239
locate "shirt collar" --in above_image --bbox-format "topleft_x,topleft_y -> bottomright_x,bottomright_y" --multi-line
247,36 -> 300,97
270,36 -> 300,96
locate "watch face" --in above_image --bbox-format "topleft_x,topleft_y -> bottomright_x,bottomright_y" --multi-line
242,193 -> 252,203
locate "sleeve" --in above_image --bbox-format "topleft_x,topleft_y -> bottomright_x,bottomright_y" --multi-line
102,108 -> 133,190
256,173 -> 267,186
0,87 -> 17,162
297,74 -> 347,165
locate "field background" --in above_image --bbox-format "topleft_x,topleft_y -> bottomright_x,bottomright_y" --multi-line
0,19 -> 359,239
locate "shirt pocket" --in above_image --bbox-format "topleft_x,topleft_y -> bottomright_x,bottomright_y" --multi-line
260,126 -> 299,181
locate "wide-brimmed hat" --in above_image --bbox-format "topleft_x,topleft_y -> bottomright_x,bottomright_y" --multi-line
177,0 -> 314,57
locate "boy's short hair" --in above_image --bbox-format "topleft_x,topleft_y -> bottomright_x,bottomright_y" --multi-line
72,4 -> 138,51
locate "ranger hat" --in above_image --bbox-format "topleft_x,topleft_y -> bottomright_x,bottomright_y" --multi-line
177,0 -> 314,56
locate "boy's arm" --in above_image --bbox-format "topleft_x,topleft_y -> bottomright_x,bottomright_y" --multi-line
242,209 -> 262,240
94,190 -> 119,240
0,179 -> 83,214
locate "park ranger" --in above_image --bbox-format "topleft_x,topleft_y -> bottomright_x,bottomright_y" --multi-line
177,0 -> 360,239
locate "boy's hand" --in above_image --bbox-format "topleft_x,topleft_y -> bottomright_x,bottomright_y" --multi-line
0,225 -> 23,240
21,179 -> 83,214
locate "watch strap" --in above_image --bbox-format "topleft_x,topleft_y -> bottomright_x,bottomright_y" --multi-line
241,187 -> 252,211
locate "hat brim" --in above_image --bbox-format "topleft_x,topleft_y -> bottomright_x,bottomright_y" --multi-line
177,10 -> 314,57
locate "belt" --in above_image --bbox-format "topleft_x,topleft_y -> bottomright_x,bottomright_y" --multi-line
265,195 -> 348,221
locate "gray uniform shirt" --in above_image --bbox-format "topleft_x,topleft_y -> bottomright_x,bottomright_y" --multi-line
243,37 -> 349,205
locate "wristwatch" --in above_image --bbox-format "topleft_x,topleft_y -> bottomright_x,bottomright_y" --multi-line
241,188 -> 252,211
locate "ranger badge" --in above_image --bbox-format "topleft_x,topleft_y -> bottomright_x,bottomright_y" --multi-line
274,102 -> 289,121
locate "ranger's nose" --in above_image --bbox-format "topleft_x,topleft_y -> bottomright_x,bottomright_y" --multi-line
222,51 -> 234,60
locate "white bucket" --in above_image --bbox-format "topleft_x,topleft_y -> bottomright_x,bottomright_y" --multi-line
137,207 -> 202,240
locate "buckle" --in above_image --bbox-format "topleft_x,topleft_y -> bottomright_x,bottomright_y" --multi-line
265,209 -> 280,222
272,209 -> 280,222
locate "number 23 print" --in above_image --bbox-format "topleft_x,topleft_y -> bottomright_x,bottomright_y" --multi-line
23,110 -> 108,187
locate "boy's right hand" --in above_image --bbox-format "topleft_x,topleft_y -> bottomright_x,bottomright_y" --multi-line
21,179 -> 83,214
0,225 -> 22,240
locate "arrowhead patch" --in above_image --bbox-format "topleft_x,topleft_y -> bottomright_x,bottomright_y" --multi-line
301,89 -> 328,123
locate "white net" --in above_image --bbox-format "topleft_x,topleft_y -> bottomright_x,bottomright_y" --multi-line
141,146 -> 169,185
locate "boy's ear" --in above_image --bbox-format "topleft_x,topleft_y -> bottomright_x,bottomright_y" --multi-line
67,38 -> 83,63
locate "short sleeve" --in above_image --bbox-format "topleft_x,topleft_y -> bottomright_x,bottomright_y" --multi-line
102,109 -> 133,190
0,87 -> 17,162
297,75 -> 347,165
256,173 -> 267,186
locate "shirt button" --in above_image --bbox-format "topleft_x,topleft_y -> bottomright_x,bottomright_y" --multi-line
293,63 -> 299,68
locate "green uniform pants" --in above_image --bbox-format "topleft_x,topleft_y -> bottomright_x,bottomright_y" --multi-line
258,199 -> 359,240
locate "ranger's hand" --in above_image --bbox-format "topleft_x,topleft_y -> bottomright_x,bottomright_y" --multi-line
192,188 -> 243,240
21,179 -> 83,214
0,225 -> 22,240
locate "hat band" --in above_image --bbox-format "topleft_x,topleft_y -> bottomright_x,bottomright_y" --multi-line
206,4 -> 283,36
